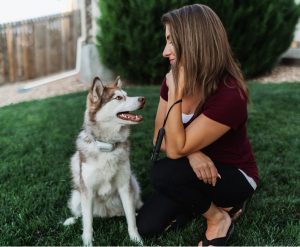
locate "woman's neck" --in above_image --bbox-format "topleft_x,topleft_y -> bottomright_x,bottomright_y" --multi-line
181,93 -> 201,115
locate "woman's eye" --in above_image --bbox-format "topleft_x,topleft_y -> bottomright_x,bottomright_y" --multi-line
116,96 -> 123,100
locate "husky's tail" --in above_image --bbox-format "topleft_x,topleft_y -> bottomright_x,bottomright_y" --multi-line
63,189 -> 81,226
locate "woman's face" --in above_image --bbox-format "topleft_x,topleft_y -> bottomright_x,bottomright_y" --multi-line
163,24 -> 176,65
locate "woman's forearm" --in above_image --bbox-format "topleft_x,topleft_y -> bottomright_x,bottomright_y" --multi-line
164,90 -> 186,158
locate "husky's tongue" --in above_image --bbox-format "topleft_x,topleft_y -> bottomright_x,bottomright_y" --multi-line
117,112 -> 143,122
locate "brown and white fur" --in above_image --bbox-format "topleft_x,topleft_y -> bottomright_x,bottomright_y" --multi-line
63,76 -> 145,246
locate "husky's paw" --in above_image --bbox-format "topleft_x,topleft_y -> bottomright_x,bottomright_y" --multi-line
63,217 -> 78,226
129,230 -> 143,246
82,233 -> 93,247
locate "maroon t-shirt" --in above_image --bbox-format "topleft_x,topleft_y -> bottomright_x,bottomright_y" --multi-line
160,78 -> 259,184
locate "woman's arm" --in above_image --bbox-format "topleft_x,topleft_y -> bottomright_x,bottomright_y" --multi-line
154,78 -> 220,186
166,114 -> 230,159
154,92 -> 220,186
164,70 -> 230,159
153,97 -> 167,152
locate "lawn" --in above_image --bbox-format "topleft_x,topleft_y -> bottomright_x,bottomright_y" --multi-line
0,82 -> 299,246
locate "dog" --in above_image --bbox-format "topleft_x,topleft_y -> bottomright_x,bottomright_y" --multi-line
63,76 -> 145,246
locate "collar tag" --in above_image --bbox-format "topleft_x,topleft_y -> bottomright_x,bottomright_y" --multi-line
95,140 -> 115,152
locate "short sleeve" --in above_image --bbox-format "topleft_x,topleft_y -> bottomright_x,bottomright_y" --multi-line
202,84 -> 247,130
160,78 -> 168,101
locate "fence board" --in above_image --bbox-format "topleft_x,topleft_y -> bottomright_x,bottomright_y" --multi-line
15,25 -> 23,81
35,22 -> 47,77
61,16 -> 69,70
6,26 -> 15,82
28,24 -> 35,79
72,10 -> 81,69
0,30 -> 6,84
67,15 -> 74,70
22,25 -> 30,80
0,11 -> 81,84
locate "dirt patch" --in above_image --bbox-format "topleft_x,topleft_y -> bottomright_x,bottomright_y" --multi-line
0,75 -> 89,108
253,64 -> 300,83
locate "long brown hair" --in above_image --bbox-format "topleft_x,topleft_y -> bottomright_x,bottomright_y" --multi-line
162,4 -> 248,109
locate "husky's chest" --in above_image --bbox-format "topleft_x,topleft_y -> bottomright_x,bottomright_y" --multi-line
82,144 -> 129,191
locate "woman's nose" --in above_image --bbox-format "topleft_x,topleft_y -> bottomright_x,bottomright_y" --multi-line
163,44 -> 170,58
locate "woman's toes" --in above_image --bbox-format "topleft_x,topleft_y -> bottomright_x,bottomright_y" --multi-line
231,209 -> 242,221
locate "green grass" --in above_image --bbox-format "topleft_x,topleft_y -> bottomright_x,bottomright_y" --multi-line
0,83 -> 299,246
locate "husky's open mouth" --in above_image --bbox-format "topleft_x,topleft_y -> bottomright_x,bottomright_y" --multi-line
117,111 -> 143,122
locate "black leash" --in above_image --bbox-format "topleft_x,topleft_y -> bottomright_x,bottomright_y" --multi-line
151,99 -> 182,161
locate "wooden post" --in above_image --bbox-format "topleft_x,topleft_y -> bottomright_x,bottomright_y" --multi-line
0,27 -> 6,84
61,15 -> 67,70
28,23 -> 35,79
1,25 -> 9,83
45,20 -> 51,74
22,23 -> 30,80
35,20 -> 47,76
6,25 -> 15,82
15,25 -> 23,81
73,10 -> 81,67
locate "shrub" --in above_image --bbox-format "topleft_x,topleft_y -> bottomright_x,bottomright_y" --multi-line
96,0 -> 300,84
211,0 -> 300,78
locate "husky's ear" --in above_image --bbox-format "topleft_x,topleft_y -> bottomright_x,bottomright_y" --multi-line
91,77 -> 104,102
114,76 -> 122,88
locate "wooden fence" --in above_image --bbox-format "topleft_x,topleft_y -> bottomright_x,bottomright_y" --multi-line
0,10 -> 81,85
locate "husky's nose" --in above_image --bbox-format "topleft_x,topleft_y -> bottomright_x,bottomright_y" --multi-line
138,97 -> 145,105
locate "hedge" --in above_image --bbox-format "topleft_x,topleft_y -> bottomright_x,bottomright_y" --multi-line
96,0 -> 300,84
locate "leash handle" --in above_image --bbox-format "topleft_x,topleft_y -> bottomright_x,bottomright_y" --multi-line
151,128 -> 165,161
151,99 -> 182,161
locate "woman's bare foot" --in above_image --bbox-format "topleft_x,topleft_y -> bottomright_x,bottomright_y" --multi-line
222,207 -> 242,221
198,207 -> 232,246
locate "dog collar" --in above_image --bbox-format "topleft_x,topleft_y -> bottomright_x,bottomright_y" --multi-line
94,140 -> 115,152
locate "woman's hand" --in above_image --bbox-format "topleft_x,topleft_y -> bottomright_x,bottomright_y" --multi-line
166,70 -> 176,93
187,151 -> 221,186
166,67 -> 185,98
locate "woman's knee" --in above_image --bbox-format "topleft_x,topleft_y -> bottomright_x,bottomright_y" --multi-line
136,215 -> 165,237
151,157 -> 191,190
150,158 -> 173,189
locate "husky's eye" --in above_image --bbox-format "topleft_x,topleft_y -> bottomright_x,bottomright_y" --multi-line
115,96 -> 123,100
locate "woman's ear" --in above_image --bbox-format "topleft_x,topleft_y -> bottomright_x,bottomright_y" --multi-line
91,76 -> 104,102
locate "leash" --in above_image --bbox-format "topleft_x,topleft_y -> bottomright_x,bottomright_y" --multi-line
151,99 -> 182,161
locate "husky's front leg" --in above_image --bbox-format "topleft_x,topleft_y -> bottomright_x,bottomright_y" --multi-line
118,182 -> 143,245
81,189 -> 94,246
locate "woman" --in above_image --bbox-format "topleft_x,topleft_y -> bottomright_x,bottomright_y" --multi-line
137,4 -> 258,246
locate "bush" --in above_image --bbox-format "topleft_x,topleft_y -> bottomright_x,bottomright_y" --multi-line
212,0 -> 300,78
96,0 -> 300,84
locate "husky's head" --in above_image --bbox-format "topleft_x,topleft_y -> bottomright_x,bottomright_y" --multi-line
86,76 -> 145,125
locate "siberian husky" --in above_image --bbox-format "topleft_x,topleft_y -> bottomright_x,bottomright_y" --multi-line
63,76 -> 145,246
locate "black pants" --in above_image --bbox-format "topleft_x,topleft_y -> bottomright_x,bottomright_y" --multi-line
137,157 -> 254,237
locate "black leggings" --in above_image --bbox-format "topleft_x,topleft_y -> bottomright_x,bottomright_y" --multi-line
137,157 -> 254,237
